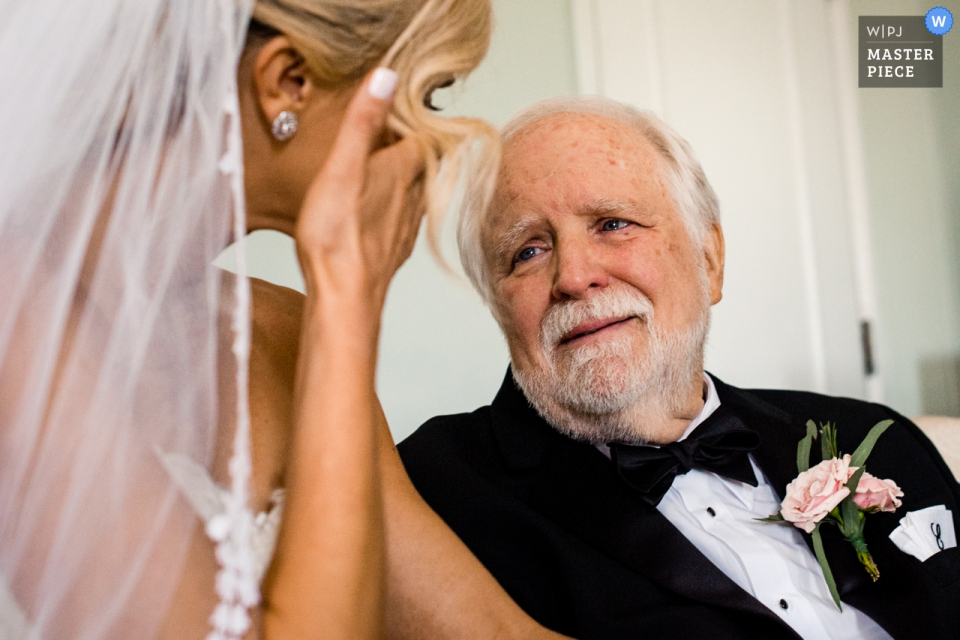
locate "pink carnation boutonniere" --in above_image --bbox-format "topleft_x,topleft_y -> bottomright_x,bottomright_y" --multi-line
759,420 -> 902,610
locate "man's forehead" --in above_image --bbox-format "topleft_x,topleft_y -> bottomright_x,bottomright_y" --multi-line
498,114 -> 657,191
490,113 -> 661,224
504,112 -> 653,162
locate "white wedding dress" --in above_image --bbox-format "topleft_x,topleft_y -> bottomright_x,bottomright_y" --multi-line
0,454 -> 284,640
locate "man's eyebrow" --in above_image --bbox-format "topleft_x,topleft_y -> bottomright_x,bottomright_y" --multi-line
494,215 -> 541,260
580,197 -> 641,216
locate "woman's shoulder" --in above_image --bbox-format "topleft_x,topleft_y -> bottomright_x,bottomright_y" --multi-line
215,274 -> 305,505
248,277 -> 305,506
250,276 -> 304,358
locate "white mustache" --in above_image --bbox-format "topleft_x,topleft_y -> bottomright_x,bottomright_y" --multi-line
540,286 -> 655,354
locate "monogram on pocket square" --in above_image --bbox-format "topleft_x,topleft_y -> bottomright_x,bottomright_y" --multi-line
889,505 -> 957,561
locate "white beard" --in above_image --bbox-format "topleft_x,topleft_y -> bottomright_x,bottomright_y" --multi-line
511,277 -> 711,445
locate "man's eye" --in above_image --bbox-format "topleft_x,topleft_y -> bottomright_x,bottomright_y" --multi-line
515,246 -> 543,263
601,219 -> 630,232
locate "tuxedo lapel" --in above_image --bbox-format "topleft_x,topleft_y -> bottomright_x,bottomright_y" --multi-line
711,377 -> 799,500
489,371 -> 794,631
713,377 -> 872,598
530,435 -> 792,625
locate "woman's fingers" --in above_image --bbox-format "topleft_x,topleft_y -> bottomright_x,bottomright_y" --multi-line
364,135 -> 427,244
364,135 -> 426,233
367,135 -> 426,193
295,66 -> 430,301
296,68 -> 399,253
321,68 -> 399,193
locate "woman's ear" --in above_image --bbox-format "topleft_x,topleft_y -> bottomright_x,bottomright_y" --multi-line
251,36 -> 312,126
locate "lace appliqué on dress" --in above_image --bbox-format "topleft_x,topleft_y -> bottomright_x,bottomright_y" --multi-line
156,451 -> 285,586
0,454 -> 286,640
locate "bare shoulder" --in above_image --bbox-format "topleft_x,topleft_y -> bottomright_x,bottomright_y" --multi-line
214,274 -> 304,506
248,277 -> 305,505
250,276 -> 304,356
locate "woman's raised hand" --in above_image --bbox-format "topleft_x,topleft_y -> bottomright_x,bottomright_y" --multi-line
269,67 -> 426,640
295,68 -> 427,307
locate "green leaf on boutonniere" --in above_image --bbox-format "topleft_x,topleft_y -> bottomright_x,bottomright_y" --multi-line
756,513 -> 785,523
821,422 -> 838,461
840,494 -> 862,539
845,465 -> 866,493
850,420 -> 894,467
812,523 -> 842,611
797,420 -> 818,474
840,463 -> 867,539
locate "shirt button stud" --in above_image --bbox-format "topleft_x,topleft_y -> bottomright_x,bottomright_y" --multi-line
779,599 -> 789,610
706,507 -> 716,517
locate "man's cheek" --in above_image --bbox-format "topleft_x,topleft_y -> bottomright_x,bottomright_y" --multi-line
503,317 -> 543,364
511,317 -> 542,355
498,289 -> 531,328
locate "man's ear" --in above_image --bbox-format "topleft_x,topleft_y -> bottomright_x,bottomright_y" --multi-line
703,223 -> 725,305
251,36 -> 312,129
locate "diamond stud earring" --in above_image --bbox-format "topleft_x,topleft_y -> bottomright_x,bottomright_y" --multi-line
271,110 -> 298,141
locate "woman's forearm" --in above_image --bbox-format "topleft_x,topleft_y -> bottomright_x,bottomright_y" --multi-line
258,67 -> 437,639
376,407 -> 572,640
263,293 -> 385,640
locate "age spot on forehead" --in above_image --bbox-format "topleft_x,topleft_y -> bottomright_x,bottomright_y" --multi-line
498,112 -> 668,206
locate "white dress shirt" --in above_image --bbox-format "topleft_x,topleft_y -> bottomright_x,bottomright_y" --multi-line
601,375 -> 892,640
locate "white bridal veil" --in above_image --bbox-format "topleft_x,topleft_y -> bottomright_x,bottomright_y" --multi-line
0,0 -> 258,638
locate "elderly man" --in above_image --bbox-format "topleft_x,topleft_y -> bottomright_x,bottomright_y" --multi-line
397,98 -> 960,640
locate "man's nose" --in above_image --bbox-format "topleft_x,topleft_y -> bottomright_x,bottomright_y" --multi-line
551,239 -> 609,300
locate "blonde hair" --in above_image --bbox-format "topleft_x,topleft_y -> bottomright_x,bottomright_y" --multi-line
251,0 -> 500,257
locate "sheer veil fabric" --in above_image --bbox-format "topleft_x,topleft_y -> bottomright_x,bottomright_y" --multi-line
0,0 -> 257,638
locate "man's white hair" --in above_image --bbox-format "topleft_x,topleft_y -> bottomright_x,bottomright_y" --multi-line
457,96 -> 721,305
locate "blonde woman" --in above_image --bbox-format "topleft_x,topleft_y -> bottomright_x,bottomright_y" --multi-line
0,0 -> 569,639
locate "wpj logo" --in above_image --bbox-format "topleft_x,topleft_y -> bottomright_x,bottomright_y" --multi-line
858,14 -> 945,87
866,24 -> 906,38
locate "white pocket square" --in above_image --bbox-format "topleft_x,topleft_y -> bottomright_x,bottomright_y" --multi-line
889,505 -> 956,561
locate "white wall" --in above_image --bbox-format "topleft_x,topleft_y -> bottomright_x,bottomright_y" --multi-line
851,0 -> 960,416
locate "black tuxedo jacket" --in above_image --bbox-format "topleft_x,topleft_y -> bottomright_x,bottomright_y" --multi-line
398,371 -> 960,639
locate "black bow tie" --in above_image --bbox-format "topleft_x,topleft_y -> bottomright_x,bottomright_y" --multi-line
609,406 -> 761,507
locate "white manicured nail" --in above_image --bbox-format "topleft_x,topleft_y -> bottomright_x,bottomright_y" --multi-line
368,68 -> 398,100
